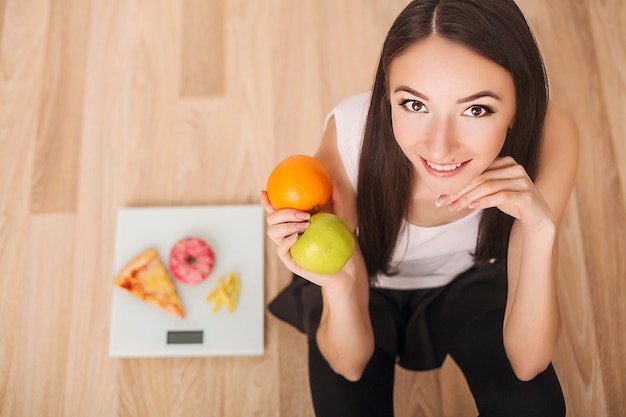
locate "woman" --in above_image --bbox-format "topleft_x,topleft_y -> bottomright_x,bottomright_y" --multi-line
261,0 -> 578,416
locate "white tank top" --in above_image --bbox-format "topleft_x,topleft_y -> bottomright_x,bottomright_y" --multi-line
325,92 -> 482,289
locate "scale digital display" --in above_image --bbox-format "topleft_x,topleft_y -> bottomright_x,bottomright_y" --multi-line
167,330 -> 204,345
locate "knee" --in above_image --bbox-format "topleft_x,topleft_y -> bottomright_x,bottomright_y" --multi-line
478,368 -> 566,417
449,310 -> 566,417
492,388 -> 565,417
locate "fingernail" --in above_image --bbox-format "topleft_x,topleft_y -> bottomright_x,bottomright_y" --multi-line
435,194 -> 450,207
448,201 -> 461,212
295,212 -> 310,220
468,200 -> 480,209
296,221 -> 309,230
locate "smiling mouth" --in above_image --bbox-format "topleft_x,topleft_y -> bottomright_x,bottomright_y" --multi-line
425,160 -> 466,172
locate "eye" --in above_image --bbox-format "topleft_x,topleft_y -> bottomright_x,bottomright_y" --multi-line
400,99 -> 427,113
463,105 -> 494,117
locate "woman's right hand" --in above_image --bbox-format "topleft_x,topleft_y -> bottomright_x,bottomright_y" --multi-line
260,189 -> 360,291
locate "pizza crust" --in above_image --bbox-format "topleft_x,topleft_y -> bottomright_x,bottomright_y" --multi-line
113,248 -> 186,318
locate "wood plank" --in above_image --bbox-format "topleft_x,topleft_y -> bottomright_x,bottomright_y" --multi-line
317,0 -> 408,110
12,214 -> 75,416
586,0 -> 626,199
268,0 -> 324,158
59,0 -> 142,414
0,1 -> 50,415
124,0 -> 181,207
584,4 -> 626,414
29,0 -> 91,214
222,0 -> 278,201
117,357 -> 225,416
180,0 -> 224,97
0,0 -> 6,41
553,191 -> 608,416
176,98 -> 228,204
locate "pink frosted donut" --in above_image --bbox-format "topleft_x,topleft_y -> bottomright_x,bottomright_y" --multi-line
169,237 -> 215,285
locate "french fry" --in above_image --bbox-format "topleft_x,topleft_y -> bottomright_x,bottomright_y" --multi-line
206,290 -> 219,302
212,296 -> 223,313
206,271 -> 240,313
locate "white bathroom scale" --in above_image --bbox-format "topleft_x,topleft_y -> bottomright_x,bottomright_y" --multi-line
109,204 -> 265,358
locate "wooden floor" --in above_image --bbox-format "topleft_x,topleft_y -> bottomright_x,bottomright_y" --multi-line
1,0 -> 624,416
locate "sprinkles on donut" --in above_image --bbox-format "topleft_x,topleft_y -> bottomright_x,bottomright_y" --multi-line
169,237 -> 215,285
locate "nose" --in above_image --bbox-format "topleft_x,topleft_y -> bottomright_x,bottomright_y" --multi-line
427,115 -> 457,160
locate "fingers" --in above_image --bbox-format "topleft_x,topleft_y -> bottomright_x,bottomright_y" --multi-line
450,177 -> 530,212
265,210 -> 310,276
437,158 -> 532,213
261,191 -> 310,243
266,215 -> 309,244
447,158 -> 523,202
274,231 -> 299,262
270,218 -> 331,287
265,206 -> 310,225
259,190 -> 275,214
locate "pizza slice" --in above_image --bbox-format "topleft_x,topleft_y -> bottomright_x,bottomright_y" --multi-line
113,248 -> 186,318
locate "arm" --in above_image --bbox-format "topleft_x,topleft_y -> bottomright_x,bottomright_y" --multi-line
442,100 -> 579,380
261,116 -> 374,381
503,101 -> 579,380
314,116 -> 374,381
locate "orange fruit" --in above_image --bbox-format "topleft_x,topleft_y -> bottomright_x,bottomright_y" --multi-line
266,155 -> 332,214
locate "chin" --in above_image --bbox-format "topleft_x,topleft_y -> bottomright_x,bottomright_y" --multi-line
424,178 -> 472,196
429,184 -> 460,196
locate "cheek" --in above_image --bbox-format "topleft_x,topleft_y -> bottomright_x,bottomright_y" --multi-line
490,127 -> 508,155
391,114 -> 427,151
465,124 -> 508,157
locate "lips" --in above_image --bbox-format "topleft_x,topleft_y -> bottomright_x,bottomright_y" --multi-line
422,158 -> 470,177
425,160 -> 464,171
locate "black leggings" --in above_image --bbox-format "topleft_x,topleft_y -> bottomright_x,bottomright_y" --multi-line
308,309 -> 566,417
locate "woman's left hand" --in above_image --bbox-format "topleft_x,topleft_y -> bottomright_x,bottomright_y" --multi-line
439,156 -> 554,230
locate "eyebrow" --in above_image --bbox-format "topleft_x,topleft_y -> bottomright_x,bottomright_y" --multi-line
393,85 -> 502,103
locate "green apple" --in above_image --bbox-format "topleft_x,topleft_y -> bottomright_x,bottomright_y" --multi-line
290,213 -> 355,275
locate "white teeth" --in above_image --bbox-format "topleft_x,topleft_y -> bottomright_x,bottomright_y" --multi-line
426,160 -> 464,171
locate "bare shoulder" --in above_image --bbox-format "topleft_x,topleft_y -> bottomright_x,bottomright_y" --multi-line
536,100 -> 580,223
314,116 -> 358,230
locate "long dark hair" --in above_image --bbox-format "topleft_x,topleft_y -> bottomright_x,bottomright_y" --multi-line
357,0 -> 548,280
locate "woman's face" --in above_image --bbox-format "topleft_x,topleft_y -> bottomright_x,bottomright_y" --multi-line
388,35 -> 516,197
